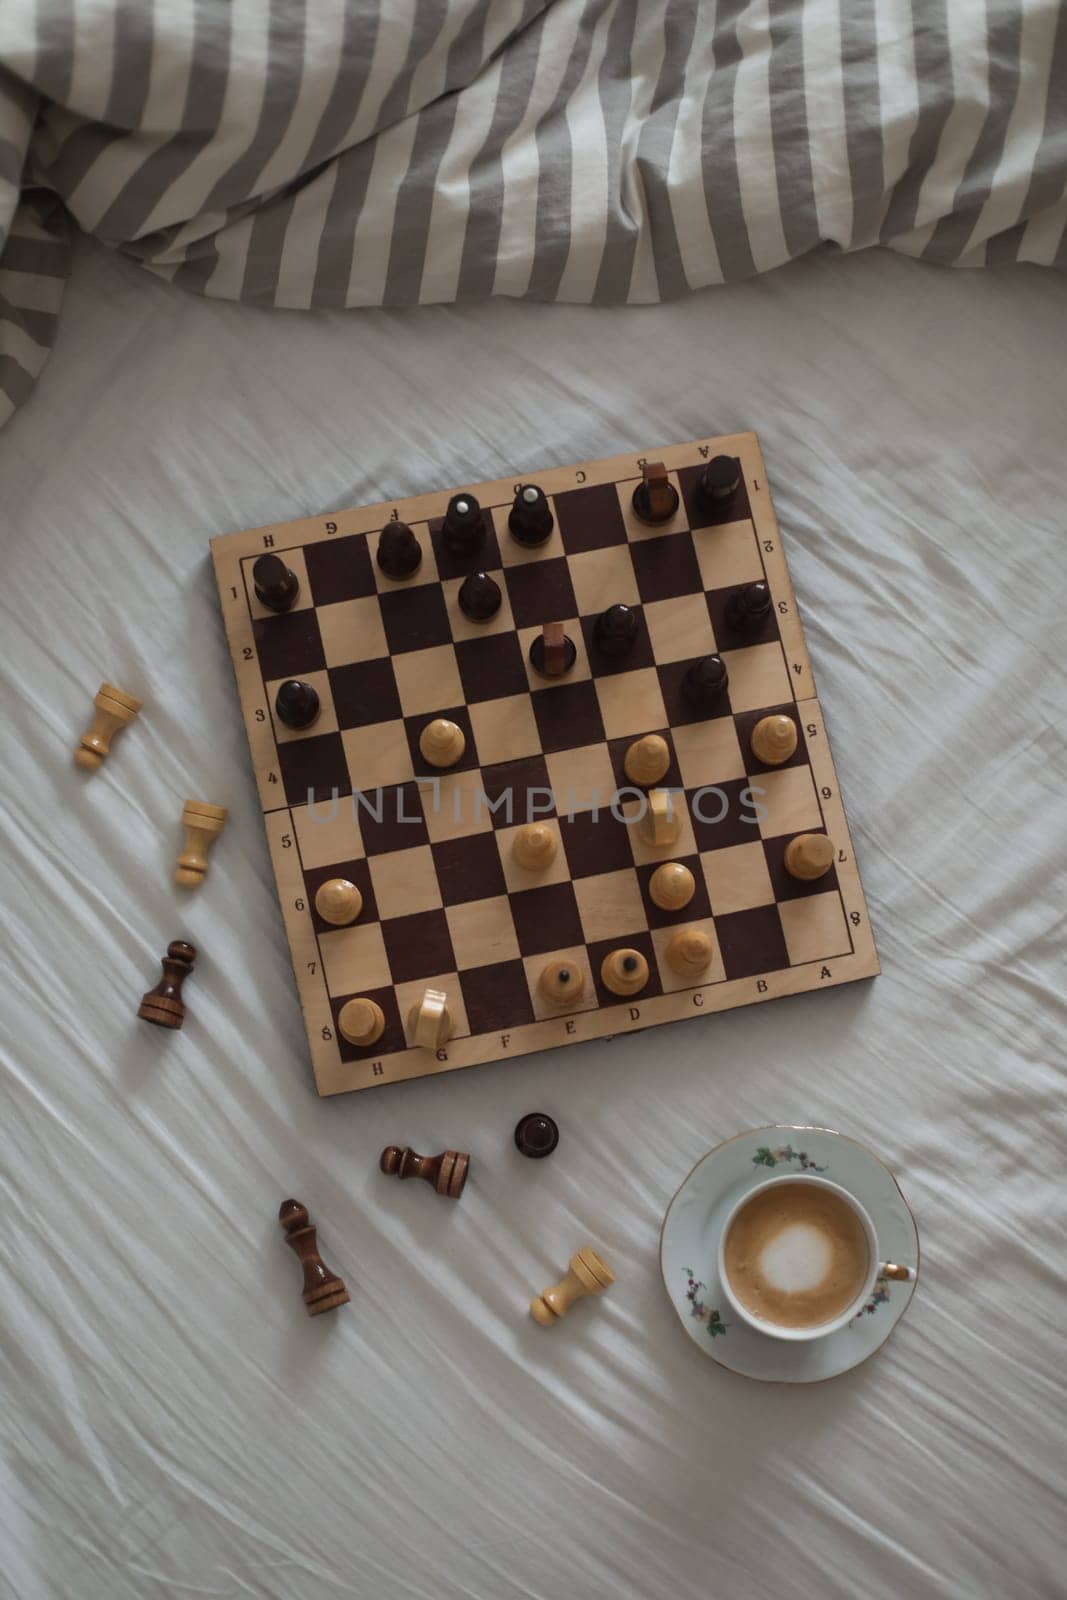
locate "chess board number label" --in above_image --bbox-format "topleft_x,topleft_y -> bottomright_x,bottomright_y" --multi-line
820,786 -> 832,799
777,600 -> 788,614
762,539 -> 774,552
294,897 -> 305,911
242,647 -> 253,660
321,1025 -> 333,1040
254,708 -> 266,722
281,831 -> 292,847
850,910 -> 862,926
806,722 -> 818,737
307,961 -> 317,975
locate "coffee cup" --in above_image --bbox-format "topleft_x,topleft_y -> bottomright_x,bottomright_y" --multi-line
717,1174 -> 912,1342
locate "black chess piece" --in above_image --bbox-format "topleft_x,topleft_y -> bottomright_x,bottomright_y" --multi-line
252,554 -> 300,613
683,654 -> 729,712
376,520 -> 422,580
529,624 -> 577,678
508,484 -> 553,547
514,1113 -> 560,1160
138,940 -> 196,1029
726,580 -> 772,633
275,679 -> 320,729
441,492 -> 484,558
699,455 -> 741,506
458,570 -> 502,622
594,603 -> 638,658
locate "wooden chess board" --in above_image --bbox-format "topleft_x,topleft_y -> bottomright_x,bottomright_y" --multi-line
211,433 -> 878,1096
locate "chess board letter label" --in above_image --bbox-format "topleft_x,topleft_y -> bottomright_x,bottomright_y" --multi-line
693,992 -> 704,1007
565,1021 -> 576,1035
629,1007 -> 640,1022
757,980 -> 768,992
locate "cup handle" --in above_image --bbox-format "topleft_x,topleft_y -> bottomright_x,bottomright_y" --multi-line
881,1262 -> 913,1281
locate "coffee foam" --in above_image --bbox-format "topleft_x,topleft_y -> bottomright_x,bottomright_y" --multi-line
758,1223 -> 832,1293
723,1181 -> 869,1330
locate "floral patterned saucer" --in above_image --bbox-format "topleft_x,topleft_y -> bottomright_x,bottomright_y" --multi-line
660,1126 -> 919,1383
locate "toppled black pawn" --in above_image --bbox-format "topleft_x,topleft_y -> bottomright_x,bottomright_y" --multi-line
514,1113 -> 559,1160
252,554 -> 300,614
683,654 -> 729,712
726,580 -> 772,633
441,492 -> 484,558
594,603 -> 638,659
275,678 -> 320,730
458,570 -> 502,622
376,520 -> 422,580
700,455 -> 741,505
508,484 -> 553,547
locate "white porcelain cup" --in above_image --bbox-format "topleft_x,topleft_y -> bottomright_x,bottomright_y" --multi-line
717,1174 -> 913,1342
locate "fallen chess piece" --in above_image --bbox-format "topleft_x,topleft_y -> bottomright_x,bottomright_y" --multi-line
75,681 -> 141,771
379,1145 -> 469,1199
408,987 -> 453,1048
175,799 -> 227,888
138,941 -> 196,1030
530,1246 -> 614,1326
278,1198 -> 350,1316
514,1113 -> 560,1159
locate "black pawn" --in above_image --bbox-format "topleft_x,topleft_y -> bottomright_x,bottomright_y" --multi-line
458,570 -> 502,622
700,455 -> 741,505
252,554 -> 299,614
726,580 -> 772,633
441,492 -> 484,558
508,484 -> 553,547
683,655 -> 729,712
594,603 -> 638,659
376,520 -> 422,580
275,678 -> 320,730
514,1113 -> 559,1160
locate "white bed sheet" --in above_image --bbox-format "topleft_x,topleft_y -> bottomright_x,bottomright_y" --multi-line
1,239 -> 1064,1600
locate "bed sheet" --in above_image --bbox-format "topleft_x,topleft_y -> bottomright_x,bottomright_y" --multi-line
0,238 -> 1064,1600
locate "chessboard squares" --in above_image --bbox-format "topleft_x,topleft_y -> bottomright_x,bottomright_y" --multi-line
505,557 -> 578,630
657,657 -> 732,727
752,763 -> 823,839
333,985 -> 405,1061
677,461 -> 751,529
330,658 -> 403,729
692,519 -> 763,592
706,584 -> 779,650
594,667 -> 667,742
567,544 -> 640,615
455,632 -> 529,704
432,831 -> 508,905
762,831 -> 839,902
340,721 -> 413,791
715,904 -> 790,980
735,704 -> 807,774
778,892 -> 852,967
379,583 -> 452,655
629,531 -> 703,605
245,547 -> 312,620
420,765 -> 495,844
573,868 -> 645,945
497,817 -> 569,893
507,881 -> 584,956
368,843 -> 443,921
469,692 -> 542,766
622,790 -> 698,865
524,945 -> 598,1021
617,471 -> 687,541
479,754 -> 553,828
266,670 -> 338,744
491,500 -> 565,566
461,959 -> 536,1032
318,919 -> 392,996
369,522 -> 438,591
317,595 -> 389,669
292,798 -> 364,870
530,679 -> 605,754
278,733 -> 351,807
405,706 -> 479,778
395,971 -> 469,1044
718,642 -> 792,715
553,482 -> 628,553
446,896 -> 521,970
642,593 -> 717,665
671,718 -> 746,789
687,778 -> 763,852
700,840 -> 775,915
253,609 -> 326,684
429,508 -> 501,581
636,854 -> 711,928
392,644 -> 464,717
381,910 -> 456,986
304,532 -> 377,606
650,917 -> 726,993
558,809 -> 634,880
587,931 -> 663,1006
305,858 -> 376,934
519,621 -> 590,691
356,782 -> 429,855
442,571 -> 516,642
545,742 -> 616,818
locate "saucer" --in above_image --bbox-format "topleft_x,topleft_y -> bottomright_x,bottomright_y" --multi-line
660,1126 -> 919,1383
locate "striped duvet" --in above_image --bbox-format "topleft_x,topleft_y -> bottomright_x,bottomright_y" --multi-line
0,1 -> 1064,428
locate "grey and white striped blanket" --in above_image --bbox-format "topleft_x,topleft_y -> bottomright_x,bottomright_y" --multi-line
1,1 -> 1064,429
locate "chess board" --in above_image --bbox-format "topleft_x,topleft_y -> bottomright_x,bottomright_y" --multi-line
211,433 -> 878,1096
